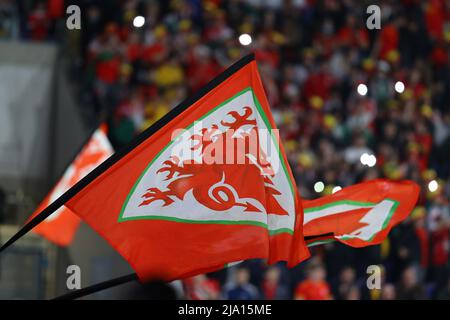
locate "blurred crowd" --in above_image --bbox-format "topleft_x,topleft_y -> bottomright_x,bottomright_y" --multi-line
3,0 -> 450,299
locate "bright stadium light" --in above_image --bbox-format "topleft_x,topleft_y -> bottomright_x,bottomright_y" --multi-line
314,181 -> 325,193
357,83 -> 368,96
360,153 -> 376,167
360,153 -> 369,165
332,186 -> 342,194
394,81 -> 405,93
133,16 -> 145,28
239,33 -> 252,46
367,155 -> 377,167
428,180 -> 439,192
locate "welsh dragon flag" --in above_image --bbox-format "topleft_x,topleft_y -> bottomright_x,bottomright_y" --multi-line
302,179 -> 420,247
62,54 -> 310,281
30,125 -> 113,246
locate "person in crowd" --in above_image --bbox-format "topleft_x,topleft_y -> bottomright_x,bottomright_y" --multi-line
27,1 -> 50,41
223,267 -> 259,300
333,265 -> 357,300
411,207 -> 429,281
295,262 -> 332,300
381,283 -> 396,300
427,194 -> 450,292
343,285 -> 361,300
389,216 -> 422,282
396,266 -> 427,300
261,266 -> 289,300
183,274 -> 221,300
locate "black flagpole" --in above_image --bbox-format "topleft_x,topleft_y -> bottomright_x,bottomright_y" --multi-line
53,273 -> 138,300
0,53 -> 255,254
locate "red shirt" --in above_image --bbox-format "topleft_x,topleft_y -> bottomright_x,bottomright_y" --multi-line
28,10 -> 49,40
186,60 -> 221,92
96,57 -> 121,84
425,0 -> 445,40
254,49 -> 280,69
262,281 -> 278,300
295,280 -> 331,300
47,0 -> 64,19
431,229 -> 449,266
303,72 -> 335,101
415,227 -> 429,267
126,43 -> 143,62
336,27 -> 369,49
379,24 -> 399,59
142,43 -> 166,63
431,46 -> 448,66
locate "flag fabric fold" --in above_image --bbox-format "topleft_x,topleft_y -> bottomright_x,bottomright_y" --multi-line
64,55 -> 310,281
302,179 -> 420,247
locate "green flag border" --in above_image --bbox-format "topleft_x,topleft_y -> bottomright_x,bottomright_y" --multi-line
304,198 -> 399,244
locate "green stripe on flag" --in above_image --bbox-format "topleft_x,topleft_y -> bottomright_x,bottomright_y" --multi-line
303,200 -> 376,214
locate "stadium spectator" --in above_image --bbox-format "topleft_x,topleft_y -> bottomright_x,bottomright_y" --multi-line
261,266 -> 289,300
333,265 -> 357,300
410,207 -> 430,278
294,262 -> 332,300
396,266 -> 427,300
183,274 -> 221,300
223,267 -> 259,300
388,216 -> 422,281
427,193 -> 450,292
343,285 -> 361,300
381,283 -> 396,300
27,1 -> 50,41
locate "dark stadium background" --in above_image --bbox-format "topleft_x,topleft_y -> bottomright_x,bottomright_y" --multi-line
0,0 -> 449,300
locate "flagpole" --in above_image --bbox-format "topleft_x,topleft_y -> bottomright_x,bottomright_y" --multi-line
0,53 -> 256,254
53,273 -> 138,300
304,233 -> 334,242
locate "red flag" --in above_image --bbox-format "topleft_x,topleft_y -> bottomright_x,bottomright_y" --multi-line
31,125 -> 114,246
302,179 -> 420,247
63,55 -> 309,281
